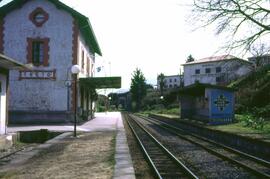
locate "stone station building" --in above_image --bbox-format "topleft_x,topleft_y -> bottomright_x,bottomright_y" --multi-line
0,0 -> 102,124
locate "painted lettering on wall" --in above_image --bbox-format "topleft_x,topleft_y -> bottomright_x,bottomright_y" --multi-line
19,70 -> 56,80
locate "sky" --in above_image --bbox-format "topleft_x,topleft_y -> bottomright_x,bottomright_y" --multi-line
0,0 -> 229,91
59,0 -> 226,90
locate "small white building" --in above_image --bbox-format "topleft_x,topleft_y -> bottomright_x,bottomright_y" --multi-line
0,0 -> 101,123
183,55 -> 253,86
0,54 -> 26,134
157,75 -> 183,89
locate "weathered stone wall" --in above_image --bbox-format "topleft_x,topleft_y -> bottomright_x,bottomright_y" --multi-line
4,0 -> 74,112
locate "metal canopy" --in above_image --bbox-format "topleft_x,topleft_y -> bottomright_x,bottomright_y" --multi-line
79,77 -> 121,89
0,53 -> 28,70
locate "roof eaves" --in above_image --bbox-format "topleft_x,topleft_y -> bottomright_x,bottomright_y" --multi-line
0,0 -> 102,56
0,53 -> 29,70
182,57 -> 251,66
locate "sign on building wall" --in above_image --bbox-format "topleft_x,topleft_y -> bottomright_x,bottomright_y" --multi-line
19,70 -> 56,80
210,89 -> 234,123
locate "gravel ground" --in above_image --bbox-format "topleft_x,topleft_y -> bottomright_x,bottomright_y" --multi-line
133,115 -> 258,179
122,114 -> 154,179
0,131 -> 116,179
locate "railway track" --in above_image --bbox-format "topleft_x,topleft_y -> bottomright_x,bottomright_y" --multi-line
136,114 -> 270,178
0,148 -> 24,165
124,113 -> 198,179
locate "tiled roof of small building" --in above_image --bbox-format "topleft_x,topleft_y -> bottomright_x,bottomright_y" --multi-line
183,55 -> 251,65
179,83 -> 236,96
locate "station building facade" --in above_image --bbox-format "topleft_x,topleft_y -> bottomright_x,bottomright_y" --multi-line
0,0 -> 102,123
183,55 -> 253,86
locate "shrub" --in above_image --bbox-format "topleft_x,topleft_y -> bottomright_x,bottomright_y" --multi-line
252,105 -> 270,119
240,114 -> 265,129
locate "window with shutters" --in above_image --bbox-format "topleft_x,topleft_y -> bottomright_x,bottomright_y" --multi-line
27,38 -> 49,66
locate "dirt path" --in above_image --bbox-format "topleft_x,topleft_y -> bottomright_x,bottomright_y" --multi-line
0,131 -> 116,179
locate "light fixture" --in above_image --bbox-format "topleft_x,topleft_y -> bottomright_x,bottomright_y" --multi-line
71,64 -> 81,74
71,65 -> 81,137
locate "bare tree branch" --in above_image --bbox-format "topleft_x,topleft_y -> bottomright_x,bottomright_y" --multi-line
191,0 -> 270,54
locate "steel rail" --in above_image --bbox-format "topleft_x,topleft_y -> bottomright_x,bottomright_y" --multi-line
138,115 -> 270,179
145,115 -> 270,167
124,113 -> 162,179
0,148 -> 24,160
125,113 -> 198,179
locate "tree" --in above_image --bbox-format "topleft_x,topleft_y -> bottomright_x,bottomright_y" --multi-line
146,84 -> 154,89
249,43 -> 270,69
130,68 -> 147,111
108,92 -> 119,109
191,0 -> 270,52
157,73 -> 165,96
186,55 -> 195,63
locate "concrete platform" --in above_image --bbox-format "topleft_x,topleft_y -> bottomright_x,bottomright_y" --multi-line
6,112 -> 135,178
0,134 -> 13,150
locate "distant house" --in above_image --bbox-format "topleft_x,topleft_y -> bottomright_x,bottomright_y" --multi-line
0,0 -> 101,123
183,55 -> 253,86
248,54 -> 270,68
157,75 -> 184,90
0,54 -> 27,134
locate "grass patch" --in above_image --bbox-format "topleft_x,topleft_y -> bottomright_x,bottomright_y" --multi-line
109,133 -> 116,166
139,107 -> 180,118
208,114 -> 270,141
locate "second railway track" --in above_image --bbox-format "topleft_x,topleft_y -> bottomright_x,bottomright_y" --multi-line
134,114 -> 270,178
124,113 -> 198,179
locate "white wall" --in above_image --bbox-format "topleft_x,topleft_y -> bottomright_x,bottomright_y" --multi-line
183,60 -> 252,86
78,32 -> 95,78
4,0 -> 74,111
0,74 -> 7,134
157,75 -> 181,89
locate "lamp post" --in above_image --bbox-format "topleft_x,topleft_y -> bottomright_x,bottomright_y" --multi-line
71,65 -> 81,137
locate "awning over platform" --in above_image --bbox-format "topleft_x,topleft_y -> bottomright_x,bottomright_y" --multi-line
79,76 -> 121,89
0,53 -> 29,70
179,83 -> 236,96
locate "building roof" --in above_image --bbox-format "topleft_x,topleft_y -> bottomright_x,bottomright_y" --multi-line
179,83 -> 236,96
183,55 -> 251,66
0,53 -> 28,70
0,0 -> 102,56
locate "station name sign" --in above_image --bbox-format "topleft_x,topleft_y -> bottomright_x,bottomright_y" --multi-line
19,70 -> 56,80
80,77 -> 121,89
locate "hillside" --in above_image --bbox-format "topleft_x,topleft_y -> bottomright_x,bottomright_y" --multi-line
228,65 -> 270,117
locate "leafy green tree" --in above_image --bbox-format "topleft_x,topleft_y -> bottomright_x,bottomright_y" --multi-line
186,55 -> 195,63
157,73 -> 165,96
130,68 -> 147,111
108,92 -> 119,109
